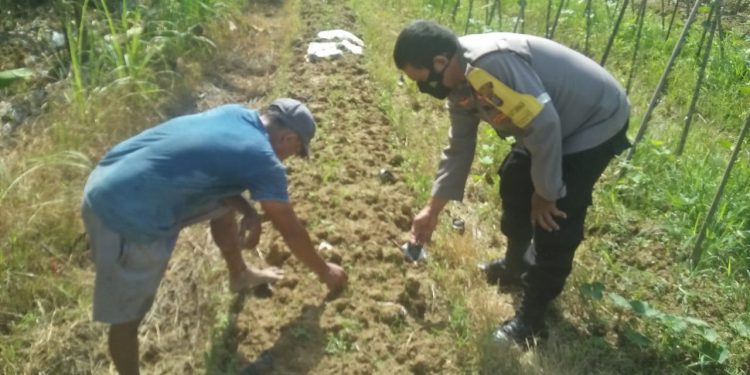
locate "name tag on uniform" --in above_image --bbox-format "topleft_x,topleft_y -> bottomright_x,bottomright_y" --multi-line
466,67 -> 547,128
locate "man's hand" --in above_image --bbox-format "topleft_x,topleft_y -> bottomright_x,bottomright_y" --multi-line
238,211 -> 262,249
531,192 -> 567,231
319,262 -> 348,291
411,206 -> 439,245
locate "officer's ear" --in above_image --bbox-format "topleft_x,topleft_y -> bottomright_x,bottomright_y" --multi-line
434,54 -> 453,72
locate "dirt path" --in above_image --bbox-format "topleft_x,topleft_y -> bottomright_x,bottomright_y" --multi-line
214,1 -> 461,374
145,1 -> 458,374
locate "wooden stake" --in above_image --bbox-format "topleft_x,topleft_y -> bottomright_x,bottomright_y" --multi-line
549,0 -> 566,39
464,0 -> 474,34
601,0 -> 629,66
584,0 -> 593,55
624,0 -> 703,163
545,0 -> 553,37
692,112 -> 750,268
626,0 -> 648,94
513,0 -> 526,33
677,0 -> 721,156
666,0 -> 680,39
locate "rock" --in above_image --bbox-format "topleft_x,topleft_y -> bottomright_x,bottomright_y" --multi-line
378,168 -> 396,184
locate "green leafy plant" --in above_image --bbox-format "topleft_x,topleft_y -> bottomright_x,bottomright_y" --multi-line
0,68 -> 34,89
581,282 -> 730,368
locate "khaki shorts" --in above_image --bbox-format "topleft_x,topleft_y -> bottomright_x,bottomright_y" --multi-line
81,202 -> 228,324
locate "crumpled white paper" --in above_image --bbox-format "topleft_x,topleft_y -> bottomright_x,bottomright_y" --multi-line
306,29 -> 365,62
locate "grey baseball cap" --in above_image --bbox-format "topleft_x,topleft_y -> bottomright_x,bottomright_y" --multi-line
267,98 -> 316,158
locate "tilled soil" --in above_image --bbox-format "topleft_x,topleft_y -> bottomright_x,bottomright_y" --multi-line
219,1 -> 461,374
177,0 -> 461,374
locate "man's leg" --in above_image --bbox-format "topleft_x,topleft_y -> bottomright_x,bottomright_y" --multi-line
82,203 -> 175,374
109,319 -> 142,375
209,211 -> 283,292
480,148 -> 534,285
494,129 -> 625,345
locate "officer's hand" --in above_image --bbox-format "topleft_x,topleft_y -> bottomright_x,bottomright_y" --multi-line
320,262 -> 348,291
531,192 -> 567,232
411,206 -> 439,245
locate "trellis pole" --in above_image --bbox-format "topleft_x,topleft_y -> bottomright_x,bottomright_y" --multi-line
548,0 -> 566,39
716,2 -> 725,60
496,0 -> 503,30
677,0 -> 721,155
624,0 -> 703,162
601,0 -> 629,66
545,0 -> 553,37
513,0 -> 525,33
464,0 -> 474,33
626,0 -> 648,94
452,0 -> 461,22
584,0 -> 593,54
666,0 -> 680,39
691,113 -> 750,268
486,0 -> 499,26
694,2 -> 716,59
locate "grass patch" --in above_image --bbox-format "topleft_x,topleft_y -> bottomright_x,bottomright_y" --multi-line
352,0 -> 750,373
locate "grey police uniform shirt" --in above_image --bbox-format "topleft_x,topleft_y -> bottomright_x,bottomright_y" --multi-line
432,32 -> 630,202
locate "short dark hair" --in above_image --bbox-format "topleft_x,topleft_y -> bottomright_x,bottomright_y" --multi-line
393,20 -> 460,69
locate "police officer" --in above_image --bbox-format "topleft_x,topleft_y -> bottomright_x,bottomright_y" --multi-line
393,20 -> 631,344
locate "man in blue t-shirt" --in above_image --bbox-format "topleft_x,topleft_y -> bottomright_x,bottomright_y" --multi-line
81,98 -> 347,375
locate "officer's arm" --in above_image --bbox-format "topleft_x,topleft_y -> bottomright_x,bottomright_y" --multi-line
430,103 -> 480,202
475,53 -> 565,201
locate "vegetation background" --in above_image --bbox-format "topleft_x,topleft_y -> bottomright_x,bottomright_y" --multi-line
1,0 -> 748,373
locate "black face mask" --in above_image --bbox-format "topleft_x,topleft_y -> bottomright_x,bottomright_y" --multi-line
417,63 -> 451,99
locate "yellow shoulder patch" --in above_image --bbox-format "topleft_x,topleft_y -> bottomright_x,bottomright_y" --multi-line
466,67 -> 544,128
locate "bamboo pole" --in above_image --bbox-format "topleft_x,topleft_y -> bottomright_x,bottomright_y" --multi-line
677,0 -> 721,155
666,0 -> 680,39
584,0 -> 592,54
464,0 -> 474,34
496,0 -> 503,30
487,0 -> 499,26
600,0 -> 629,66
545,0 -> 553,37
624,0 -> 703,162
695,2 -> 716,59
691,113 -> 750,268
626,0 -> 648,94
513,0 -> 525,33
452,0 -> 461,22
716,2 -> 725,60
549,0 -> 566,39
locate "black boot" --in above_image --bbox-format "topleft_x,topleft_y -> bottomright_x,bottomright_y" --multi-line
478,238 -> 528,286
492,316 -> 548,347
492,296 -> 548,347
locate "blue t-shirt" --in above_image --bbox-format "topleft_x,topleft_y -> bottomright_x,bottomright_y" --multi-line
83,104 -> 289,243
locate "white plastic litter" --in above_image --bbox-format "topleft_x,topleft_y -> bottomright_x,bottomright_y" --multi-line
307,42 -> 344,60
316,29 -> 364,47
306,29 -> 365,62
51,31 -> 66,49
